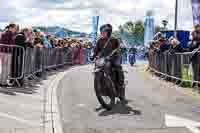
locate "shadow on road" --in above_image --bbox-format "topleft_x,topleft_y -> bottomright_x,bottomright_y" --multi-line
96,102 -> 142,117
0,81 -> 40,96
0,65 -> 72,96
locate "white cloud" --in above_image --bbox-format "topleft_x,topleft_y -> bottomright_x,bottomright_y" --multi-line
0,0 -> 194,33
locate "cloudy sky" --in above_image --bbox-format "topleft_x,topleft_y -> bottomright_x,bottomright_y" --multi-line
0,0 -> 193,33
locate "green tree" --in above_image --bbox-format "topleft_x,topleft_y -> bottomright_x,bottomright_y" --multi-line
133,21 -> 144,35
155,25 -> 162,33
118,25 -> 124,33
119,20 -> 144,45
112,31 -> 121,39
115,20 -> 162,46
123,21 -> 135,34
133,21 -> 144,44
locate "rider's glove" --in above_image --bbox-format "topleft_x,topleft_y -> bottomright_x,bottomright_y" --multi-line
90,56 -> 94,61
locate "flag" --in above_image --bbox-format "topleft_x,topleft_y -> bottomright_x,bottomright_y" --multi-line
92,16 -> 99,46
192,0 -> 200,24
144,15 -> 155,47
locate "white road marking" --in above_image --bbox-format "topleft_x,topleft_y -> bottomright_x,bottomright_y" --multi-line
76,104 -> 86,107
165,114 -> 200,133
186,126 -> 200,133
45,71 -> 69,133
0,112 -> 42,127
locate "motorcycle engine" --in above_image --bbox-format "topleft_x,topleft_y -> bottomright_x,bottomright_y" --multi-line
96,58 -> 105,67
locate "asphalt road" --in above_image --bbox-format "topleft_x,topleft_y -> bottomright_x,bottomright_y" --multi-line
57,65 -> 200,133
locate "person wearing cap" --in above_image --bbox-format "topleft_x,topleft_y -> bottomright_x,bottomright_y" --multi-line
93,24 -> 126,102
33,29 -> 41,37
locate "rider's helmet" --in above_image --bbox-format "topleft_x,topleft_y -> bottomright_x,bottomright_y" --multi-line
100,24 -> 113,38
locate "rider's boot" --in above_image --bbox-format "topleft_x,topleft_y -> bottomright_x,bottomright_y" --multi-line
118,85 -> 128,104
116,66 -> 128,104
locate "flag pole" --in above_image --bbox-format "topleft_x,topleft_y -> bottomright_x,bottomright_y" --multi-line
174,0 -> 178,38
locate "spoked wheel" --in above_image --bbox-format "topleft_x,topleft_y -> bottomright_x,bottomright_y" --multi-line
94,72 -> 116,110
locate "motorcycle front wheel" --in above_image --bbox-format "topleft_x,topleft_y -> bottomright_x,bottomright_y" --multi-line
94,72 -> 116,110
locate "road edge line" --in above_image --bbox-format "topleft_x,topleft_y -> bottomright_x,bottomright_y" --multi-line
45,70 -> 70,133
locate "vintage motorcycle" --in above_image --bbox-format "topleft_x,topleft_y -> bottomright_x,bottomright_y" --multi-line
128,53 -> 136,66
93,49 -> 125,110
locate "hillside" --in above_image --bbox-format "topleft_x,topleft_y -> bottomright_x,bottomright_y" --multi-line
33,26 -> 88,38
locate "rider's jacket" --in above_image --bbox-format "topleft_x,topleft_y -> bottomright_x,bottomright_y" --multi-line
93,37 -> 120,61
129,48 -> 137,54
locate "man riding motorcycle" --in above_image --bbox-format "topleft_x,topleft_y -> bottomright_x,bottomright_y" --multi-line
129,46 -> 137,66
92,24 -> 126,102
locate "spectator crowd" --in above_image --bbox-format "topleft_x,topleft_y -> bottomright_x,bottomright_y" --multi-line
0,23 -> 93,86
148,24 -> 200,88
0,23 -> 93,50
149,24 -> 200,55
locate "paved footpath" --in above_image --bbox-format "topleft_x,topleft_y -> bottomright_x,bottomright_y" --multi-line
57,65 -> 200,133
0,68 -> 68,133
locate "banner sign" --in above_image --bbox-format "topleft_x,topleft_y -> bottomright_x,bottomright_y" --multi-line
92,16 -> 99,46
144,16 -> 155,47
192,0 -> 200,24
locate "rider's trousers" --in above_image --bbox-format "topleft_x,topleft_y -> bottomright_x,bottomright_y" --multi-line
111,56 -> 125,98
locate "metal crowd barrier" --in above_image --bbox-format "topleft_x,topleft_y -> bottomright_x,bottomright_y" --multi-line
148,50 -> 200,87
24,48 -> 74,78
0,45 -> 142,87
24,48 -> 42,78
0,44 -> 25,86
0,45 -> 78,86
63,47 -> 73,65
